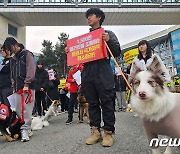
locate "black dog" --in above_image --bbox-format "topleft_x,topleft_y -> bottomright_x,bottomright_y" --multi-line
0,104 -> 23,142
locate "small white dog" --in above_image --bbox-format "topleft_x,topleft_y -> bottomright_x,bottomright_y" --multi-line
31,117 -> 49,131
42,100 -> 61,121
131,70 -> 180,154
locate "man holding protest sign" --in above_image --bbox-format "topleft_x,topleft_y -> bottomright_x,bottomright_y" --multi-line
83,8 -> 121,147
66,8 -> 121,147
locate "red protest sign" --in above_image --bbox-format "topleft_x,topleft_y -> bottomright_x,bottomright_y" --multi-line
66,28 -> 107,66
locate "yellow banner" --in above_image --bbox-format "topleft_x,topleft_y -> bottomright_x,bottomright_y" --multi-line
124,48 -> 139,65
58,79 -> 66,89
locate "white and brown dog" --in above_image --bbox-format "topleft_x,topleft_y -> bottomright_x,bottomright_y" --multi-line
42,100 -> 61,121
130,58 -> 180,154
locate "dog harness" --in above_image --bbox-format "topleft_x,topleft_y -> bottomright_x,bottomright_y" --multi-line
9,117 -> 19,128
17,89 -> 33,123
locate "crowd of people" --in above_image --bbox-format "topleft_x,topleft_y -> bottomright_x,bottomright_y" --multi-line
0,7 -> 174,149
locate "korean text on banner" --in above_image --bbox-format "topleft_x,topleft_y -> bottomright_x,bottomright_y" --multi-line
66,28 -> 107,66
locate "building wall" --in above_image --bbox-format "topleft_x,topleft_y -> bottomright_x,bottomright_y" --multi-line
0,15 -> 26,47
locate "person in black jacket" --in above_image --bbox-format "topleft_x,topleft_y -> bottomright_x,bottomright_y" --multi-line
115,71 -> 128,112
82,8 -> 121,147
0,45 -> 12,106
46,67 -> 60,108
34,61 -> 49,117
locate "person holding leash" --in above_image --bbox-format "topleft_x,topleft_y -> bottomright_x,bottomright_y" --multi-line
34,60 -> 49,118
65,8 -> 121,147
3,37 -> 36,142
83,8 -> 121,147
63,8 -> 121,147
82,8 -> 121,147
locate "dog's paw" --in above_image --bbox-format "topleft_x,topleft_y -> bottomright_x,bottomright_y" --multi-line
6,136 -> 15,142
56,113 -> 61,116
13,134 -> 19,139
77,120 -> 83,124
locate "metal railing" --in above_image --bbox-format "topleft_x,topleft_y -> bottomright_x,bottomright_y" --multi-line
0,0 -> 179,6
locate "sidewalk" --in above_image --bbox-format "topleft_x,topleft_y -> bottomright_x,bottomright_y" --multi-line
0,111 -> 179,154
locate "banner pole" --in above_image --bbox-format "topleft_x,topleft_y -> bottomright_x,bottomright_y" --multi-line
104,41 -> 132,90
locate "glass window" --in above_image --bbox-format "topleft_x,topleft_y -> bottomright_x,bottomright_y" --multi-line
8,24 -> 17,37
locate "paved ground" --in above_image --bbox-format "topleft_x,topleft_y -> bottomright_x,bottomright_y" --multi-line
0,111 -> 179,154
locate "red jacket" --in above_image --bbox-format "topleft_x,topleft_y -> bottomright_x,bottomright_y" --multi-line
67,65 -> 79,93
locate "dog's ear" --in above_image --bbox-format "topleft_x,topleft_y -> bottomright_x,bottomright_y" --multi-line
147,56 -> 165,82
54,100 -> 61,105
129,62 -> 141,83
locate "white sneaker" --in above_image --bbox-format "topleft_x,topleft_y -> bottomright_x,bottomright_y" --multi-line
0,131 -> 2,136
21,130 -> 30,142
28,130 -> 33,137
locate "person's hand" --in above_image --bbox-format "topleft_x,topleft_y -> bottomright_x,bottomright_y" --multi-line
102,33 -> 110,42
40,88 -> 44,91
65,47 -> 69,54
23,86 -> 29,93
72,79 -> 76,82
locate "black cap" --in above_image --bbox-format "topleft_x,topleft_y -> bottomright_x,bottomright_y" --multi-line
37,60 -> 43,65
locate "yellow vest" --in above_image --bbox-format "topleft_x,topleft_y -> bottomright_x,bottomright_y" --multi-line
58,78 -> 66,89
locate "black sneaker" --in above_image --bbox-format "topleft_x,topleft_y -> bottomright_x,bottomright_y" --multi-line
66,119 -> 72,125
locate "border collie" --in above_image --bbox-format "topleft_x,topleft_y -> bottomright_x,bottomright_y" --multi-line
131,70 -> 180,154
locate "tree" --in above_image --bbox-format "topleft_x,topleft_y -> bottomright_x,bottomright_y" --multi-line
54,32 -> 69,77
39,33 -> 69,78
39,40 -> 56,68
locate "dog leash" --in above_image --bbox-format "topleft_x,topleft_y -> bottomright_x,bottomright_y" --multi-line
43,91 -> 54,103
17,89 -> 33,123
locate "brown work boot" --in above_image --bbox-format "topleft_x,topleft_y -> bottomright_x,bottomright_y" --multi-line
86,127 -> 102,145
101,130 -> 113,147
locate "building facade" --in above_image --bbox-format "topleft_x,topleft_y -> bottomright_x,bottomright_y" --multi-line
0,15 -> 26,48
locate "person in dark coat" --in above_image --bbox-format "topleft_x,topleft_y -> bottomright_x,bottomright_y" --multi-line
115,71 -> 128,111
82,8 -> 121,147
34,61 -> 49,117
65,8 -> 121,146
0,45 -> 12,107
46,68 -> 60,108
